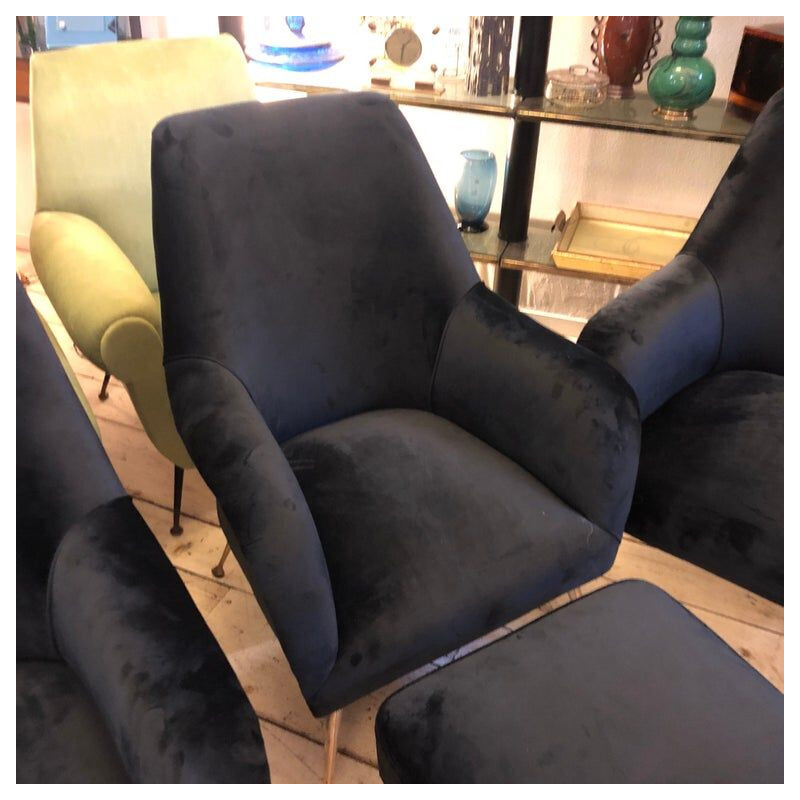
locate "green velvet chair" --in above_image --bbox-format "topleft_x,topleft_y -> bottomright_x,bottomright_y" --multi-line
29,34 -> 255,533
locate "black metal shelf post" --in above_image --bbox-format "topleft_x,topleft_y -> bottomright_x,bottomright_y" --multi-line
496,16 -> 553,306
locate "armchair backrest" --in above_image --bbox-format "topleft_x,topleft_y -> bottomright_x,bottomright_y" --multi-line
682,89 -> 783,374
579,90 -> 784,418
30,35 -> 255,291
16,279 -> 125,659
153,93 -> 479,442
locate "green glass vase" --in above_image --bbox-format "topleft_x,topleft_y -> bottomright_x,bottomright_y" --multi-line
647,16 -> 716,120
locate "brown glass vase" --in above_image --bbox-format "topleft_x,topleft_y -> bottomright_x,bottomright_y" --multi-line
591,16 -> 662,99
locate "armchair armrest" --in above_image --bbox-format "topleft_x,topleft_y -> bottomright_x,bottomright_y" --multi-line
31,211 -> 190,466
50,497 -> 270,783
431,283 -> 640,537
30,211 -> 160,367
165,357 -> 338,700
578,254 -> 723,420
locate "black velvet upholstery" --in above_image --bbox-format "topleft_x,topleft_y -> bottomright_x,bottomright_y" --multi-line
629,371 -> 783,603
577,254 -> 722,421
432,283 -> 639,535
283,409 -> 618,715
17,279 -> 124,660
152,93 -> 640,715
376,580 -> 783,783
17,662 -> 129,784
16,280 -> 269,783
165,356 -> 338,700
682,93 -> 783,375
579,91 -> 783,603
152,94 -> 478,443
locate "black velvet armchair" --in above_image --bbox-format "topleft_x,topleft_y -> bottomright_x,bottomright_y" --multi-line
151,93 -> 640,772
16,280 -> 269,783
579,90 -> 783,605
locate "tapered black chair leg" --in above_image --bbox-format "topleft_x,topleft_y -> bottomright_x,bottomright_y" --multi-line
98,372 -> 111,401
171,466 -> 184,536
212,543 -> 231,578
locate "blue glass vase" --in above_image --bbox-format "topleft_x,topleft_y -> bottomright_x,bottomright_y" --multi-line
455,150 -> 497,233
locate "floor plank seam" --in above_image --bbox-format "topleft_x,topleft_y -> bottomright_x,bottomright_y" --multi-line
133,495 -> 219,528
679,600 -> 783,637
255,714 -> 379,770
175,564 -> 251,597
94,411 -> 146,434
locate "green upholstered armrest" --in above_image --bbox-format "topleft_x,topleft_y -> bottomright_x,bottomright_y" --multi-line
30,211 -> 160,370
30,211 -> 191,467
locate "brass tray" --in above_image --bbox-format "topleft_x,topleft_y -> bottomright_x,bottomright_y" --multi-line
552,202 -> 697,280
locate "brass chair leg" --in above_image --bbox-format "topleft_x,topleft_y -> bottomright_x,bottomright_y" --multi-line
323,709 -> 342,784
98,371 -> 111,401
212,543 -> 231,578
170,466 -> 184,536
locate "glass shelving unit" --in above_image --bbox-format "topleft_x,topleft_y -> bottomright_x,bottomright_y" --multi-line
250,59 -> 753,284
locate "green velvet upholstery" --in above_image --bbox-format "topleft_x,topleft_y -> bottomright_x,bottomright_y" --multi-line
29,35 -> 255,468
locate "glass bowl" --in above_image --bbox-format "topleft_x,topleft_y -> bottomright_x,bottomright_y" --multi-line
545,65 -> 609,107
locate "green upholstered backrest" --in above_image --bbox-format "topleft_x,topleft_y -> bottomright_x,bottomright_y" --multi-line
30,35 -> 255,290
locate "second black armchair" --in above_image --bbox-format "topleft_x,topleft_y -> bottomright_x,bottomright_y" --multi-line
16,280 -> 269,783
579,90 -> 783,605
152,93 -> 640,778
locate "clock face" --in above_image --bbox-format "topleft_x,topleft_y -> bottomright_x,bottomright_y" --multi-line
385,27 -> 422,67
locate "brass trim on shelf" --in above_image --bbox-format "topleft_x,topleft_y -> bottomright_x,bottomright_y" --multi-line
253,76 -> 519,117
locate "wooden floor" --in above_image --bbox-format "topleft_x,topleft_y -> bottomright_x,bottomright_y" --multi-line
18,252 -> 784,783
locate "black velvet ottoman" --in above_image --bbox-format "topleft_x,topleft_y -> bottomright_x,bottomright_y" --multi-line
375,581 -> 783,783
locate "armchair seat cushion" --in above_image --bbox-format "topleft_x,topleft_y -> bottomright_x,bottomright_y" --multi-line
629,370 -> 783,603
17,661 -> 128,783
282,409 -> 619,714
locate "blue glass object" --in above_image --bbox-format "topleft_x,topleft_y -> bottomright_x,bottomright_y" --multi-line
286,16 -> 305,35
44,16 -> 117,49
249,16 -> 344,72
455,150 -> 497,233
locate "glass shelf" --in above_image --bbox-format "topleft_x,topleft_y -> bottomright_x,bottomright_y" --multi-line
517,95 -> 751,144
456,214 -> 506,263
251,60 -> 751,139
501,221 -> 638,285
456,216 -> 637,285
250,62 -> 519,117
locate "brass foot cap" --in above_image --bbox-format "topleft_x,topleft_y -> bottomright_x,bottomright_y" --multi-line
653,105 -> 695,121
